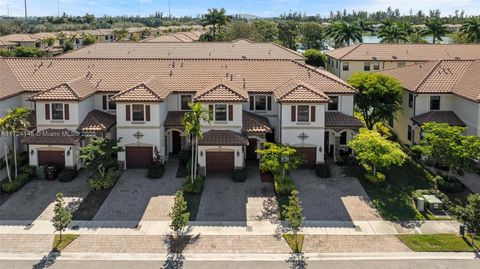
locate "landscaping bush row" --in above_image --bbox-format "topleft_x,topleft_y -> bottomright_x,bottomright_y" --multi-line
273,174 -> 296,195
88,168 -> 121,190
183,175 -> 204,194
1,173 -> 30,193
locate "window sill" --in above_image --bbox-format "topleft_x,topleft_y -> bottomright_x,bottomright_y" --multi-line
213,121 -> 228,124
131,121 -> 145,124
296,122 -> 311,125
50,120 -> 65,123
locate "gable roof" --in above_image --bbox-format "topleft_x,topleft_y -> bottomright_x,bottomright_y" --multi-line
411,111 -> 466,127
0,58 -> 355,101
325,44 -> 480,61
28,76 -> 97,101
78,110 -> 116,132
198,130 -> 248,146
59,41 -> 305,60
274,77 -> 331,103
21,128 -> 82,145
194,79 -> 248,102
381,59 -> 480,102
242,110 -> 272,133
112,76 -> 169,102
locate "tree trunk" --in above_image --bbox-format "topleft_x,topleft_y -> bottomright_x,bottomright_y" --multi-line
373,164 -> 377,176
190,135 -> 195,184
4,144 -> 11,182
12,133 -> 18,178
448,163 -> 454,179
194,136 -> 198,180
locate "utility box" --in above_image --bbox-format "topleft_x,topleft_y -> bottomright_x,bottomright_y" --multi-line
416,197 -> 425,212
423,195 -> 443,210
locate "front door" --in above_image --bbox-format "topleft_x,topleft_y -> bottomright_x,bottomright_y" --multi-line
171,131 -> 181,154
246,138 -> 258,160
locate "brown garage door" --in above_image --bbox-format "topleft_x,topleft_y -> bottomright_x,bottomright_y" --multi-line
206,152 -> 234,174
38,150 -> 65,170
126,146 -> 153,168
295,147 -> 316,168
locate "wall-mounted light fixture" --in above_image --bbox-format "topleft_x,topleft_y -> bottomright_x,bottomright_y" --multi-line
30,149 -> 34,155
236,150 -> 240,157
318,146 -> 322,153
200,150 -> 203,157
67,147 -> 72,156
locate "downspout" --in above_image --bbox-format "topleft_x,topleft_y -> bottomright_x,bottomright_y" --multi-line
279,102 -> 282,143
413,93 -> 419,144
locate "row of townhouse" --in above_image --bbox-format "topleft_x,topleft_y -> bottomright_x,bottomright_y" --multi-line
0,42 -> 361,175
325,43 -> 480,146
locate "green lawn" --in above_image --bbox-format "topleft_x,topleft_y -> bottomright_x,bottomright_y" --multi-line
397,234 -> 479,252
343,160 -> 435,221
283,234 -> 304,253
52,234 -> 79,251
72,188 -> 112,220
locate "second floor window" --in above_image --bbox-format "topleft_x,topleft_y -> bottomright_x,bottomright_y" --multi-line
364,62 -> 370,71
215,104 -> 227,121
51,103 -> 64,120
430,96 -> 441,110
249,95 -> 272,111
103,95 -> 116,110
132,104 -> 145,121
297,105 -> 310,122
342,62 -> 349,71
180,95 -> 192,110
328,96 -> 339,111
407,125 -> 412,141
408,93 -> 414,108
373,61 -> 380,70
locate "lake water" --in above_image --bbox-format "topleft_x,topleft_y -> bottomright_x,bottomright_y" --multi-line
362,35 -> 452,44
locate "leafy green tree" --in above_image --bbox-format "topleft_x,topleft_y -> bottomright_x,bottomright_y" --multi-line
79,138 -> 124,178
225,21 -> 253,41
278,20 -> 298,50
256,142 -> 302,180
414,123 -> 480,178
282,190 -> 304,253
201,8 -> 230,39
327,21 -> 363,47
13,46 -> 41,57
81,33 -> 96,46
303,49 -> 327,68
299,22 -> 324,49
460,17 -> 480,43
459,194 -> 480,244
0,107 -> 32,180
348,129 -> 407,179
425,17 -> 447,43
169,191 -> 190,237
52,193 -> 72,242
182,102 -> 210,183
409,26 -> 428,43
348,73 -> 403,130
0,49 -> 16,57
112,28 -> 129,41
378,23 -> 408,43
41,36 -> 57,47
252,20 -> 278,42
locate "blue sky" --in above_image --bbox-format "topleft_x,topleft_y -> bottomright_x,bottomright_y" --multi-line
1,0 -> 479,17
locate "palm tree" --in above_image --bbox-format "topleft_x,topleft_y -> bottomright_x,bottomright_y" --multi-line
41,36 -> 56,47
112,28 -> 129,41
425,17 -> 447,43
409,26 -> 428,43
460,17 -> 480,43
56,31 -> 67,47
378,23 -> 408,43
0,108 -> 32,181
327,21 -> 363,47
182,102 -> 210,183
201,8 -> 230,39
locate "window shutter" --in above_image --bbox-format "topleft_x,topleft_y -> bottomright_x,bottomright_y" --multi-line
209,105 -> 214,120
45,104 -> 50,120
291,106 -> 296,122
267,96 -> 272,110
102,95 -> 107,110
249,96 -> 254,110
310,106 -> 315,122
64,104 -> 69,120
126,105 -> 131,121
228,105 -> 233,121
145,105 -> 151,121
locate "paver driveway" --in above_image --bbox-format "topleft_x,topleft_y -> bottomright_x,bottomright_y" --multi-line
196,164 -> 277,222
93,159 -> 183,221
292,164 -> 381,222
0,171 -> 91,221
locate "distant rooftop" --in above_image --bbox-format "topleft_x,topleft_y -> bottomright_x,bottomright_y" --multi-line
325,44 -> 480,61
58,40 -> 305,60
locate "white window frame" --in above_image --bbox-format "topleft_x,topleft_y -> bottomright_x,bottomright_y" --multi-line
342,61 -> 349,71
180,94 -> 192,111
250,95 -> 270,111
131,104 -> 145,122
51,103 -> 64,120
328,96 -> 339,111
430,96 -> 441,111
373,61 -> 380,70
107,94 -> 116,110
364,61 -> 371,71
213,104 -> 228,122
408,93 -> 414,108
296,105 -> 310,122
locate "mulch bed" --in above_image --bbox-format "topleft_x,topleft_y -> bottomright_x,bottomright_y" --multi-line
72,188 -> 112,220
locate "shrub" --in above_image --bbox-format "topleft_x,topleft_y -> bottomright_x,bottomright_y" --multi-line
232,168 -> 247,182
178,149 -> 192,164
183,175 -> 204,194
57,169 -> 78,182
436,176 -> 464,193
19,165 -> 35,176
274,175 -> 296,195
365,172 -> 386,183
147,164 -> 165,179
315,164 -> 331,178
1,173 -> 30,193
88,168 -> 121,190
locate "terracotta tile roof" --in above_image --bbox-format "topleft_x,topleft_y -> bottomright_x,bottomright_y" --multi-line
198,130 -> 248,146
325,44 -> 480,61
325,112 -> 364,128
112,76 -> 170,102
28,76 -> 97,101
242,110 -> 272,133
381,59 -> 480,102
411,111 -> 466,127
78,110 -> 116,132
0,58 -> 23,101
21,128 -> 82,145
194,80 -> 248,102
0,40 -> 17,46
0,58 -> 355,101
59,42 -> 304,60
0,34 -> 41,43
274,77 -> 332,103
164,111 -> 187,129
